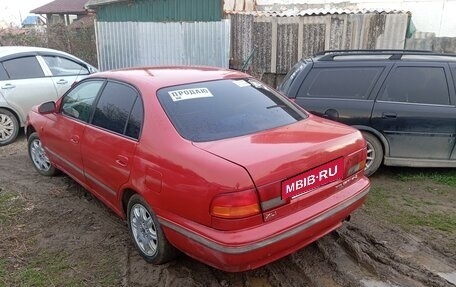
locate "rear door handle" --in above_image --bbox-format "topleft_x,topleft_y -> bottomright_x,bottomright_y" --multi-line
116,155 -> 129,167
57,79 -> 68,85
382,112 -> 397,119
1,83 -> 15,89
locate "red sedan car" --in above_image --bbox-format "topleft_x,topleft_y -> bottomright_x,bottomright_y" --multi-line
26,67 -> 370,272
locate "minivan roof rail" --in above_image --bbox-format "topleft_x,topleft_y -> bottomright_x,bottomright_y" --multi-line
314,49 -> 456,61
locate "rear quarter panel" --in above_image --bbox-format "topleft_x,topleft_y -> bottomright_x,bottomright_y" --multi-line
126,86 -> 255,227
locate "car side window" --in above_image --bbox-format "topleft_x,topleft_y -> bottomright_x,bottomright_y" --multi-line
450,65 -> 456,94
0,64 -> 8,80
2,56 -> 44,80
125,97 -> 144,139
92,81 -> 140,138
43,56 -> 89,76
298,67 -> 383,100
380,67 -> 450,105
61,80 -> 104,122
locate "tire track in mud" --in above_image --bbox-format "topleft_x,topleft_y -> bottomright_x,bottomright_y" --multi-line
292,239 -> 369,287
118,220 -> 455,287
265,258 -> 314,286
121,243 -> 130,287
335,222 -> 456,287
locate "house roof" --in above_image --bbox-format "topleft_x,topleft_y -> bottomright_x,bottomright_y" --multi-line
22,15 -> 46,26
31,0 -> 89,14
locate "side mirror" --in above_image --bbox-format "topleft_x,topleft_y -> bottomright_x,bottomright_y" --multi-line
38,101 -> 56,114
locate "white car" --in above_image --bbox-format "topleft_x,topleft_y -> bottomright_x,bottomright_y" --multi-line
0,46 -> 97,145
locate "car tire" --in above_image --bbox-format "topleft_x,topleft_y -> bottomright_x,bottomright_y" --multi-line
28,132 -> 57,176
0,108 -> 19,146
361,132 -> 383,177
127,194 -> 179,264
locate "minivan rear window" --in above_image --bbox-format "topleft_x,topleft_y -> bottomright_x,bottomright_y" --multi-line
157,79 -> 307,142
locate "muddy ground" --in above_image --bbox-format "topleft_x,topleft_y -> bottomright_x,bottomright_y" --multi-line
0,134 -> 455,287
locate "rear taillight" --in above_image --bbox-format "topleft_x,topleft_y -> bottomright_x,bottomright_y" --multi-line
344,147 -> 367,177
210,189 -> 260,219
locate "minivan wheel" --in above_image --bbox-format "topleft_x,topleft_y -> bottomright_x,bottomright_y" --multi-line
0,108 -> 19,146
28,132 -> 57,176
361,132 -> 383,177
127,194 -> 179,264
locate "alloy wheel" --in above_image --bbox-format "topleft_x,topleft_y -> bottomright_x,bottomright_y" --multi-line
30,138 -> 52,172
130,203 -> 158,257
0,113 -> 15,142
365,140 -> 375,171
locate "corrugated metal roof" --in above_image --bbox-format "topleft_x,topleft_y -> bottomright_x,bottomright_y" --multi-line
85,0 -> 127,9
31,0 -> 89,14
225,8 -> 409,17
92,0 -> 222,22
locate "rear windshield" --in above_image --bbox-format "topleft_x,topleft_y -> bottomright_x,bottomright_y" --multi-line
157,79 -> 307,142
278,60 -> 307,93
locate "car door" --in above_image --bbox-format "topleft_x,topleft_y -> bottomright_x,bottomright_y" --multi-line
42,80 -> 104,185
294,62 -> 390,126
81,80 -> 143,209
0,56 -> 57,124
40,55 -> 90,97
371,63 -> 456,160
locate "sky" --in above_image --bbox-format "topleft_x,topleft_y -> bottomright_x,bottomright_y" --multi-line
0,0 -> 51,27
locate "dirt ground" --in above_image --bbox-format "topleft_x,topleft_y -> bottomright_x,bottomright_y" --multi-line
1,133 -> 455,287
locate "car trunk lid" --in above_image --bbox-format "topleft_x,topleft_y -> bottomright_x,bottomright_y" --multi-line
194,116 -> 367,219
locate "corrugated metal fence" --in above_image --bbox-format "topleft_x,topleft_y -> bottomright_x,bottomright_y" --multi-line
95,20 -> 231,71
229,12 -> 409,85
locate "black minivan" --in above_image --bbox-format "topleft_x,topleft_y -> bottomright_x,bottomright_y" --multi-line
279,50 -> 456,176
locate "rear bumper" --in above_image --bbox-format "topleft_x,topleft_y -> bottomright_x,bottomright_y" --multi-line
159,176 -> 370,272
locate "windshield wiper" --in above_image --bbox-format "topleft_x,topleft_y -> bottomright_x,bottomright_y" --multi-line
266,104 -> 287,109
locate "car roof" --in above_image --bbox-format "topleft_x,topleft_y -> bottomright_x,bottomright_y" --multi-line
90,66 -> 251,89
312,49 -> 456,62
0,46 -> 84,61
